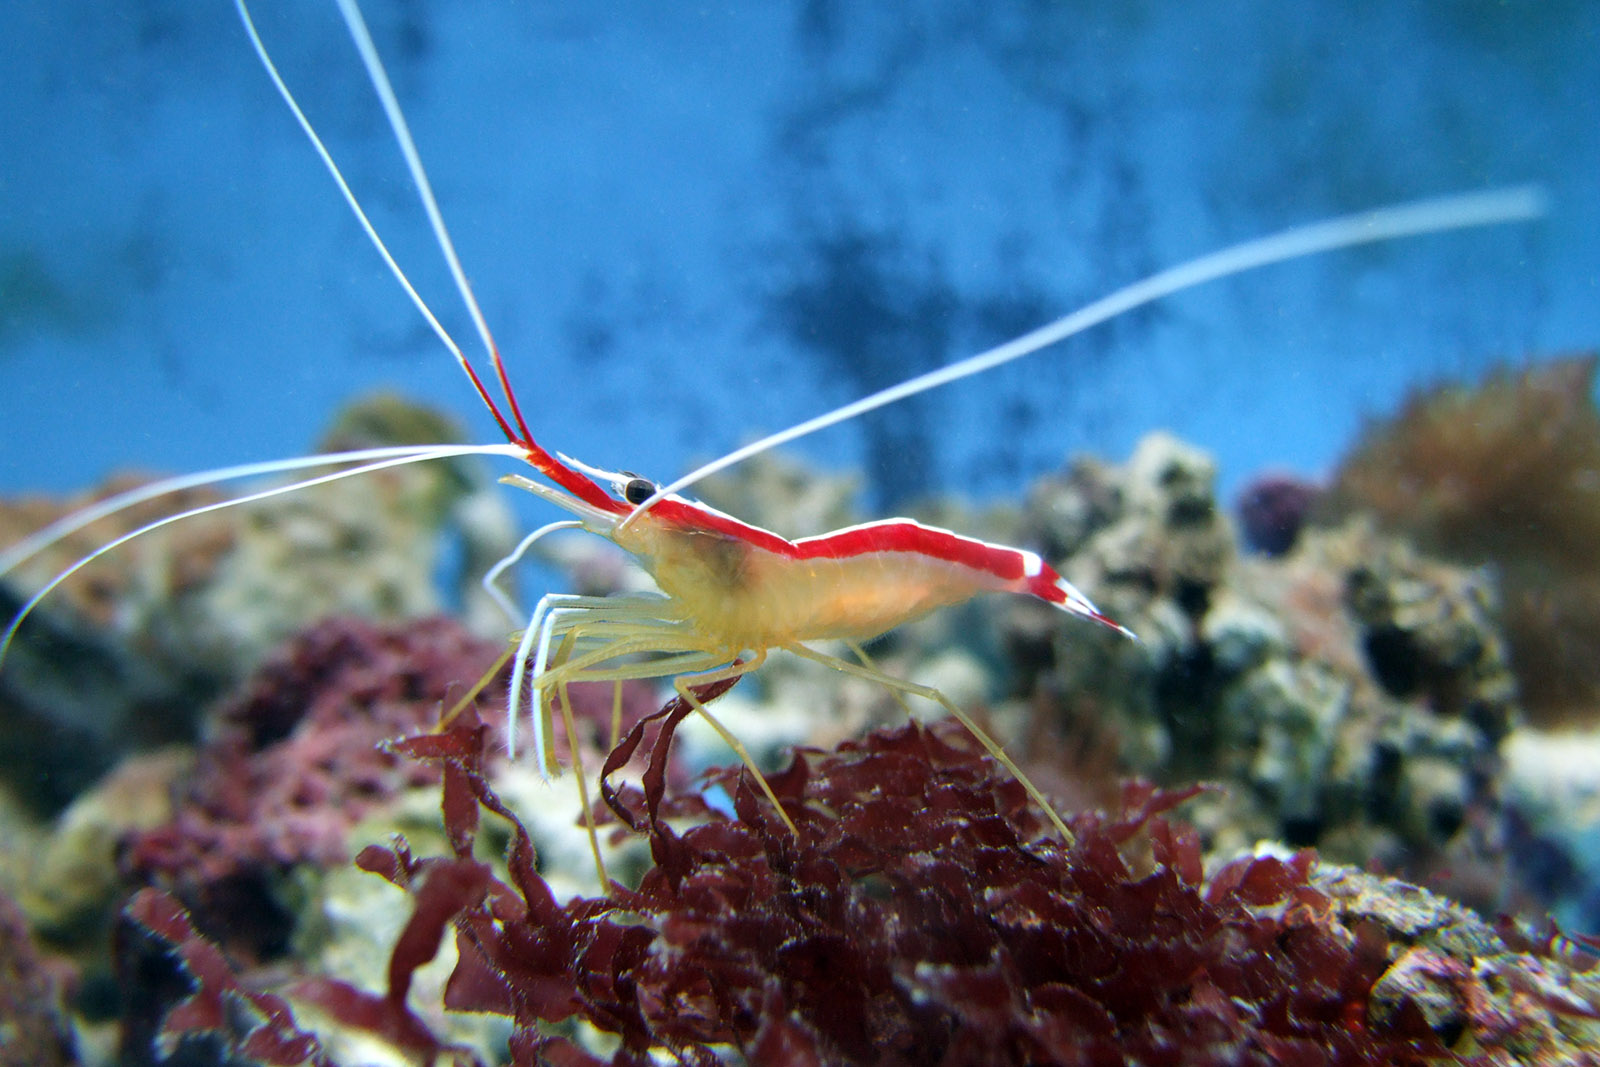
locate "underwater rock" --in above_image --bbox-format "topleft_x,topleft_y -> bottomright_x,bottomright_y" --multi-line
1,747 -> 189,1021
1342,530 -> 1520,742
1071,430 -> 1235,611
0,475 -> 232,811
1021,452 -> 1124,564
315,390 -> 521,636
1319,354 -> 1600,727
1321,866 -> 1600,1060
0,392 -> 517,812
1009,434 -> 1522,905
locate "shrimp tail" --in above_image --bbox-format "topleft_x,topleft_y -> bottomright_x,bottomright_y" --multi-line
1027,568 -> 1139,641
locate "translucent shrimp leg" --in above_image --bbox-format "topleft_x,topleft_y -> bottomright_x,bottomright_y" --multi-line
518,604 -> 799,825
669,651 -> 802,837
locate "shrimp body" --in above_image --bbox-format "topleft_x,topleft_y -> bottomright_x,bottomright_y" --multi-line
618,497 -> 1119,649
479,430 -> 1140,864
505,458 -> 1125,654
494,453 -> 1124,853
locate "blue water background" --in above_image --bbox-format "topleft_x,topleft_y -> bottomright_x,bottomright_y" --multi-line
0,0 -> 1593,512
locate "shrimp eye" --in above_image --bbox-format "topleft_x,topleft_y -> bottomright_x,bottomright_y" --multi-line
623,477 -> 656,505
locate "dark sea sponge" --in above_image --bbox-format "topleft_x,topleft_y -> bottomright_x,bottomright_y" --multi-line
1321,355 -> 1600,725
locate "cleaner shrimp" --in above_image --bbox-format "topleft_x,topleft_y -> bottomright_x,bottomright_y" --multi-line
0,1 -> 1546,885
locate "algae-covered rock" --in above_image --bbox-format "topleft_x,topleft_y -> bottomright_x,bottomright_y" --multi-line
1321,354 -> 1600,727
1008,433 -> 1522,905
1319,867 -> 1600,1061
0,887 -> 77,1067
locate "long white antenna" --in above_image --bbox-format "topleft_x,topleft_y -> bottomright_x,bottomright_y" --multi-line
234,0 -> 465,381
0,443 -> 525,663
327,0 -> 499,368
0,445 -> 514,579
624,184 -> 1546,525
327,0 -> 535,440
234,0 -> 529,443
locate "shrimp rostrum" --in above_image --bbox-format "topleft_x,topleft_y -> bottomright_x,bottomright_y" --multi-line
0,0 -> 1548,887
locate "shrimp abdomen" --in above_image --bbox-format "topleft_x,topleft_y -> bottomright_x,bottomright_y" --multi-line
637,517 -> 1035,648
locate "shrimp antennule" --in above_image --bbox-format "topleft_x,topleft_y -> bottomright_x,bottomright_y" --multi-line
238,0 -> 623,519
0,443 -> 526,664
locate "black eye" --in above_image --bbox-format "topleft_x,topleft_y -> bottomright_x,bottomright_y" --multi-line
623,478 -> 656,505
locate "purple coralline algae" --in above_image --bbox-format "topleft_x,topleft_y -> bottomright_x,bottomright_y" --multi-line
0,886 -> 78,1067
117,614 -> 659,967
1235,470 -> 1323,557
118,616 -> 505,962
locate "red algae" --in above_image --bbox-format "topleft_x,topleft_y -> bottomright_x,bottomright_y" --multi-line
104,612 -> 1600,1065
264,707 -> 1450,1064
119,691 -> 1600,1064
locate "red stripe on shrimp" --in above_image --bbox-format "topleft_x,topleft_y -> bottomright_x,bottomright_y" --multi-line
793,520 -> 1037,578
647,504 -> 1037,580
642,499 -> 1131,634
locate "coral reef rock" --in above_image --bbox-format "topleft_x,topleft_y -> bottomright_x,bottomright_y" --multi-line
1010,432 -> 1522,910
117,616 -> 505,964
0,886 -> 78,1067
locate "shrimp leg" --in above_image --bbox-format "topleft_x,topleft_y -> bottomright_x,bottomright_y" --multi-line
670,651 -> 802,838
782,642 -> 1075,847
